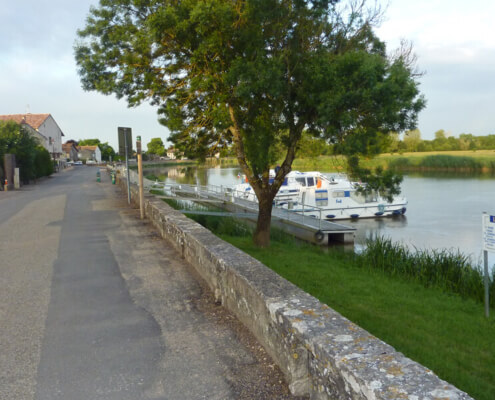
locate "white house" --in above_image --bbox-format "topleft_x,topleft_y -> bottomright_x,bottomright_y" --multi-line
78,145 -> 102,163
0,113 -> 65,159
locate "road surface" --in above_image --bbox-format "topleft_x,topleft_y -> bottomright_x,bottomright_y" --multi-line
0,166 -> 304,400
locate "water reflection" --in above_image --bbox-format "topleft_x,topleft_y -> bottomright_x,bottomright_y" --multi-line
146,166 -> 242,187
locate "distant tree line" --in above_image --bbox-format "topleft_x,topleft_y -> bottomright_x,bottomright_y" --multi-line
292,130 -> 495,157
384,130 -> 495,153
167,129 -> 495,161
0,120 -> 53,184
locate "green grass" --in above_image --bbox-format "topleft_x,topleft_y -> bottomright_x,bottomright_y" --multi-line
161,197 -> 495,399
221,235 -> 495,400
362,237 -> 495,307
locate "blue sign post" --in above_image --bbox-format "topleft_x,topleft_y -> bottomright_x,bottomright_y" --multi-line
482,213 -> 495,317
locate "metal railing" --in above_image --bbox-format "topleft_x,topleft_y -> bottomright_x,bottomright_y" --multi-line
145,180 -> 344,231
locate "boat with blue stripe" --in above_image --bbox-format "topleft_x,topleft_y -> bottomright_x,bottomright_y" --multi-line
233,171 -> 407,220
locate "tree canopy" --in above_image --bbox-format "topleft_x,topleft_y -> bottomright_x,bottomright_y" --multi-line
75,0 -> 425,246
147,137 -> 166,156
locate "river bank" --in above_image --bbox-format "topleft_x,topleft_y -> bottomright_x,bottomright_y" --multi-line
184,212 -> 495,400
146,164 -> 495,399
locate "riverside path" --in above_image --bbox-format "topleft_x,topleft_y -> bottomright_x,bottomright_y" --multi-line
0,166 -> 304,400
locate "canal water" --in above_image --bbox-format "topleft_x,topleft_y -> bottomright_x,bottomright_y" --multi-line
147,165 -> 495,268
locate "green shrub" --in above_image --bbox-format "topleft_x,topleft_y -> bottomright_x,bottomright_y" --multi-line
34,146 -> 53,178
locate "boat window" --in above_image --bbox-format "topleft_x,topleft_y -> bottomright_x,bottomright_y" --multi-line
332,191 -> 345,198
315,190 -> 328,206
307,177 -> 315,187
295,177 -> 306,186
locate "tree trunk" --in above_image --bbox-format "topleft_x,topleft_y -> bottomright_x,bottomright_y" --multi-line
253,195 -> 273,248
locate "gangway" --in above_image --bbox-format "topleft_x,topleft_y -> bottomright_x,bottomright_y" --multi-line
149,181 -> 355,245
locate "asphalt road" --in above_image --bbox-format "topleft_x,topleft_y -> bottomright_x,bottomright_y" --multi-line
0,166 -> 303,400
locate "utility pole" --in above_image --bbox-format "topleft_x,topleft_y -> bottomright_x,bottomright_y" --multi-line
136,136 -> 145,219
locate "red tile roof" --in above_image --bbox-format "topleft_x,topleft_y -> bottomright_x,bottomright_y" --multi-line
0,113 -> 51,129
79,145 -> 98,151
62,143 -> 76,152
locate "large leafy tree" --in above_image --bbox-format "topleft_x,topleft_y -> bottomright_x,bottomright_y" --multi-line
147,137 -> 166,157
75,0 -> 425,247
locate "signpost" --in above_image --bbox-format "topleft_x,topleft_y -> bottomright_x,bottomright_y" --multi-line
118,127 -> 132,204
482,213 -> 495,317
136,135 -> 145,219
118,127 -> 132,157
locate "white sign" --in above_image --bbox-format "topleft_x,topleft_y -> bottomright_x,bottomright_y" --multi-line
482,214 -> 495,253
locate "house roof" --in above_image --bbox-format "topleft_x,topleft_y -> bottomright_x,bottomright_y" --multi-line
62,143 -> 77,152
0,113 -> 50,129
78,145 -> 98,151
0,113 -> 65,137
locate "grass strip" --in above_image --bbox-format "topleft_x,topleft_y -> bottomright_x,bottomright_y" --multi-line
221,235 -> 495,400
162,201 -> 495,399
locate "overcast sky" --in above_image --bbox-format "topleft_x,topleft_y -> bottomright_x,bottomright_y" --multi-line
1,0 -> 494,150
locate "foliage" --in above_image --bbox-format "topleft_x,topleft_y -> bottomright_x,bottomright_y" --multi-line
361,236 -> 494,307
379,130 -> 495,153
34,146 -> 54,178
147,137 -> 166,157
75,0 -> 425,246
78,138 -> 100,146
99,142 -> 116,161
387,154 -> 487,172
402,129 -> 422,152
0,120 -> 51,182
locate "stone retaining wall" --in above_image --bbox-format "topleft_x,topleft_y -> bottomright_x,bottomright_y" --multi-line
119,175 -> 472,400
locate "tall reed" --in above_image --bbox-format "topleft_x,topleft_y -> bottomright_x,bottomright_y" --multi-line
388,154 -> 487,171
360,236 -> 495,307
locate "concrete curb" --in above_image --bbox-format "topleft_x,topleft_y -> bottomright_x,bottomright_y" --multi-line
119,175 -> 472,400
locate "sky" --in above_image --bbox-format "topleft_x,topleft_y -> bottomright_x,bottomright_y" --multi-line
1,0 -> 494,151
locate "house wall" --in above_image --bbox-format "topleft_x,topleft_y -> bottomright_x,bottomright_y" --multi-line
94,147 -> 102,163
37,115 -> 63,156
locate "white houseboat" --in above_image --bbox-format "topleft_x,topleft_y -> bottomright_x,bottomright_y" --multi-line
233,171 -> 407,220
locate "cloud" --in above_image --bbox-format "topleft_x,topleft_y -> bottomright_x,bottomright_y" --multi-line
0,0 -> 170,150
376,0 -> 495,137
